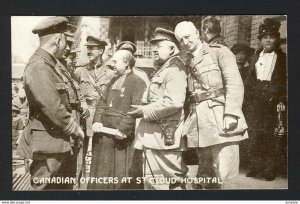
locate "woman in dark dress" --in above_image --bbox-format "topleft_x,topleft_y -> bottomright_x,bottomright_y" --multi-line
245,18 -> 287,181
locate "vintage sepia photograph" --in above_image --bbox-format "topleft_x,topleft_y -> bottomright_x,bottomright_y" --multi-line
11,15 -> 287,191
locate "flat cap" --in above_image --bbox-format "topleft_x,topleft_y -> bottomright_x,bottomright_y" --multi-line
150,27 -> 178,44
116,41 -> 137,54
85,35 -> 108,47
258,18 -> 281,39
32,16 -> 68,36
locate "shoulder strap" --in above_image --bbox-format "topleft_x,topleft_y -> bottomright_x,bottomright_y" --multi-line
60,68 -> 80,101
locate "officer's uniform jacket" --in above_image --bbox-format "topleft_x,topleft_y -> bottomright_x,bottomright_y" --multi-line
56,60 -> 87,124
75,63 -> 115,136
183,42 -> 248,148
208,35 -> 227,46
75,63 -> 115,104
135,55 -> 187,150
21,48 -> 81,155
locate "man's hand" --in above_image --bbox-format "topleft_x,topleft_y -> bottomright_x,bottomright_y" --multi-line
77,126 -> 85,140
223,115 -> 238,132
115,129 -> 127,140
74,138 -> 83,149
127,105 -> 144,118
92,122 -> 103,134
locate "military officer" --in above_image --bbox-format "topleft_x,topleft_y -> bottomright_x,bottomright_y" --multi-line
20,16 -> 84,190
61,24 -> 80,82
175,21 -> 248,189
75,35 -> 115,138
75,36 -> 115,179
128,28 -> 188,190
66,47 -> 80,81
56,25 -> 90,188
194,15 -> 228,187
201,16 -> 227,46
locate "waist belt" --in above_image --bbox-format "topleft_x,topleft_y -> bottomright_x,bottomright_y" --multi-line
190,88 -> 224,103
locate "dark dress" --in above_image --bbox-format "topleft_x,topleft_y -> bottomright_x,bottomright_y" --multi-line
246,48 -> 287,176
88,72 -> 146,190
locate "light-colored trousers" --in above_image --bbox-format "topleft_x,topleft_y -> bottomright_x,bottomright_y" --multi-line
144,148 -> 188,183
196,142 -> 240,189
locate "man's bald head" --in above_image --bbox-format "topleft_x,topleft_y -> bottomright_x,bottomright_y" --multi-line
115,50 -> 135,68
174,21 -> 197,40
174,21 -> 201,53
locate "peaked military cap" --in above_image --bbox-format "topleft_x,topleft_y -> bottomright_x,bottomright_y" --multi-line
65,24 -> 77,42
70,47 -> 80,54
258,18 -> 281,39
85,35 -> 108,47
116,41 -> 137,54
150,27 -> 178,44
32,16 -> 69,37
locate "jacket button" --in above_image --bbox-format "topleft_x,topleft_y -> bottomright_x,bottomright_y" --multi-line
206,92 -> 210,96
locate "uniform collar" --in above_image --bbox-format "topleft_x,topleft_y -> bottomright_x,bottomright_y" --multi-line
208,35 -> 221,44
191,43 -> 203,57
34,47 -> 57,67
88,61 -> 103,69
153,55 -> 183,77
188,42 -> 210,68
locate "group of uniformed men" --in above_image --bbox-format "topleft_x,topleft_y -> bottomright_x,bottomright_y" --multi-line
16,16 -> 286,190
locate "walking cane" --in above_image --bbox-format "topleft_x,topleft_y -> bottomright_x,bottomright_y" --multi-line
143,148 -> 157,184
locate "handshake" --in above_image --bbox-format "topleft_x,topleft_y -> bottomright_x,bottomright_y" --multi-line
92,122 -> 127,140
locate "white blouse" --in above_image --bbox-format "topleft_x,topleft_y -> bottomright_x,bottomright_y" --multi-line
255,51 -> 277,81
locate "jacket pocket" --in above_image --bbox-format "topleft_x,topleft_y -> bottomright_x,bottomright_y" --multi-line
55,82 -> 68,93
208,100 -> 247,137
193,63 -> 223,89
149,75 -> 165,98
55,82 -> 70,111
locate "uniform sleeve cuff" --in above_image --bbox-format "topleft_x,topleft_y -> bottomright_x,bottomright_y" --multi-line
63,117 -> 78,135
143,105 -> 159,121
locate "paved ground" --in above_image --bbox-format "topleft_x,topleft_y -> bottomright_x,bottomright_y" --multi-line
144,165 -> 288,190
13,148 -> 287,190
